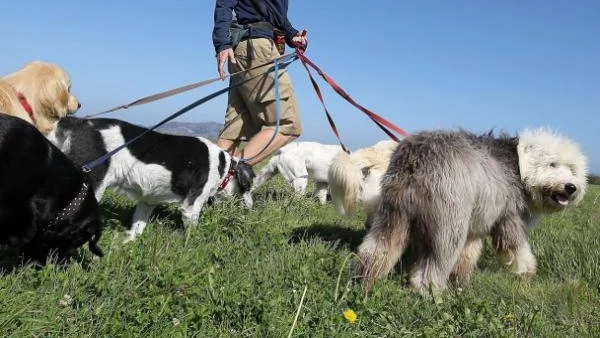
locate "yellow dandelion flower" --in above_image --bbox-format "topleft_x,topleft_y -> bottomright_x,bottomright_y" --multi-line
343,309 -> 357,323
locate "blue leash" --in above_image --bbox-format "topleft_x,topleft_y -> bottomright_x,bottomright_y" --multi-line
82,55 -> 296,172
240,57 -> 282,163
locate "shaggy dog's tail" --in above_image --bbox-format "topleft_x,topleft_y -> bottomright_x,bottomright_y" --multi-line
356,200 -> 410,293
328,151 -> 362,215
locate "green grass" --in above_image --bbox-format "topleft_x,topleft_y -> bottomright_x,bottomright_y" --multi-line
0,178 -> 598,337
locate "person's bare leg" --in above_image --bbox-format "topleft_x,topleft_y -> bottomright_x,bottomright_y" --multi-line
241,129 -> 297,166
217,138 -> 241,157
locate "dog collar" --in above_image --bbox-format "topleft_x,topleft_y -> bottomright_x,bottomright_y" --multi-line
17,92 -> 37,125
46,182 -> 89,231
217,161 -> 237,192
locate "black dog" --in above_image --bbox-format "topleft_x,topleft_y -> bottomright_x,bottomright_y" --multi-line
0,114 -> 103,262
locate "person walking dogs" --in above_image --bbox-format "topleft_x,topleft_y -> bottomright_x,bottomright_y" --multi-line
212,0 -> 308,166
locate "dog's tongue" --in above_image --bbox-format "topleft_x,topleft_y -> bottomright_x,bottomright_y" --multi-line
556,195 -> 569,206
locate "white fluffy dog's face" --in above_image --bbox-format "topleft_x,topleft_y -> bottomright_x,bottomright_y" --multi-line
517,128 -> 588,212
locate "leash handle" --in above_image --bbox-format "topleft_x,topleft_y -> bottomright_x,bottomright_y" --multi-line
294,30 -> 308,52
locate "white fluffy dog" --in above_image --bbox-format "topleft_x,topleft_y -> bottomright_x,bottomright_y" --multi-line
328,140 -> 398,222
357,128 -> 588,295
251,141 -> 343,204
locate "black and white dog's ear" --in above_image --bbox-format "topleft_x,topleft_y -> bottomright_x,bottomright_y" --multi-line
235,161 -> 255,193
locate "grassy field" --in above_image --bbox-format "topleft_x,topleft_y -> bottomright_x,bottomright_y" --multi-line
0,176 -> 598,337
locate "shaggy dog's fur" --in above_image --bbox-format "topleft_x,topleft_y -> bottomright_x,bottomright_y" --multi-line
251,141 -> 343,204
328,140 -> 398,223
0,61 -> 80,135
48,117 -> 255,243
357,128 -> 588,295
0,114 -> 103,262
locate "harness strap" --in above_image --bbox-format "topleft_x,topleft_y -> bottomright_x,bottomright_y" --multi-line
82,55 -> 298,172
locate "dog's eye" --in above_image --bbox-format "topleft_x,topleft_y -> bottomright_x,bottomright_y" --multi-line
549,162 -> 557,168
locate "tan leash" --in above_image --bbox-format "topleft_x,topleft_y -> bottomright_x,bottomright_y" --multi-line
83,51 -> 298,118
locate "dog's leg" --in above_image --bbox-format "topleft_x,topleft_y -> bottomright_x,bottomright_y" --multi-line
93,180 -> 110,202
357,206 -> 410,294
180,194 -> 210,229
363,213 -> 375,230
492,215 -> 536,275
291,176 -> 308,196
409,217 -> 469,297
499,242 -> 536,275
314,182 -> 328,205
123,202 -> 156,243
450,236 -> 484,283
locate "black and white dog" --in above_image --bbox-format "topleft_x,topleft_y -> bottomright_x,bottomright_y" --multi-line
48,117 -> 255,242
0,114 -> 103,262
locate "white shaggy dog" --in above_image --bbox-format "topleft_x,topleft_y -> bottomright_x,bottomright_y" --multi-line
251,141 -> 343,204
328,140 -> 398,222
357,128 -> 588,296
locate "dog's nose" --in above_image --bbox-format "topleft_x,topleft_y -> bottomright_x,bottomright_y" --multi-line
77,102 -> 82,109
565,183 -> 577,195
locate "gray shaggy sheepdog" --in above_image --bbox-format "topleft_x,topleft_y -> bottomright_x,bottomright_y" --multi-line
357,128 -> 588,295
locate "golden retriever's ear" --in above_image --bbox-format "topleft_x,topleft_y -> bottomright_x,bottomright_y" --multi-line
32,64 -> 69,118
38,69 -> 70,118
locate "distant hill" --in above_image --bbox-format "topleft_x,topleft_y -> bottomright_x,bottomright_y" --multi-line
155,121 -> 223,139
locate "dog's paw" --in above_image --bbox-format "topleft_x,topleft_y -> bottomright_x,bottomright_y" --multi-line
122,232 -> 138,244
242,193 -> 254,209
512,245 -> 537,275
497,250 -> 515,266
499,245 -> 537,275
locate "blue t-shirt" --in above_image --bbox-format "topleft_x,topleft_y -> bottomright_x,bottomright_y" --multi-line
213,0 -> 299,53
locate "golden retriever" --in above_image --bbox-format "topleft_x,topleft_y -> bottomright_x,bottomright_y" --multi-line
0,61 -> 80,135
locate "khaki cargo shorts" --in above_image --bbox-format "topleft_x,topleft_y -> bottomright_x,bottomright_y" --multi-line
219,38 -> 303,141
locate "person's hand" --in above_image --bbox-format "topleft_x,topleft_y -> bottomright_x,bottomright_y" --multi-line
217,48 -> 236,80
291,30 -> 308,51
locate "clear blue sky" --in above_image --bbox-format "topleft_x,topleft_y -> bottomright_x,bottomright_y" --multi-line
2,1 -> 599,173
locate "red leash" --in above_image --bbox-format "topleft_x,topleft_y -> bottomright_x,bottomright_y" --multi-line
295,46 -> 408,143
298,56 -> 350,153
